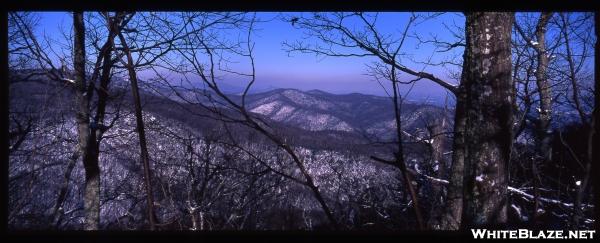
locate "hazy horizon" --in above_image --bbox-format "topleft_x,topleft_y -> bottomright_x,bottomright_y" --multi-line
34,12 -> 461,101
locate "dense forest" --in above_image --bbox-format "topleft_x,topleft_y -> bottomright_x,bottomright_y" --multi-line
7,11 -> 598,232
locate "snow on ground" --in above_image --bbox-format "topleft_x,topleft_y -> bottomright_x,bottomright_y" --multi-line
250,101 -> 279,115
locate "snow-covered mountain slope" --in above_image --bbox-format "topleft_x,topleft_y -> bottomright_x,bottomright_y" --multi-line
240,88 -> 450,137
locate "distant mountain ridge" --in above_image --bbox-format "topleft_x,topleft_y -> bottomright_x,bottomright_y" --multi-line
236,88 -> 449,138
8,70 -> 450,141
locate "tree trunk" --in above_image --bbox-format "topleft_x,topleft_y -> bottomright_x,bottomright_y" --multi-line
117,31 -> 158,230
460,12 -> 515,228
558,13 -> 593,229
436,76 -> 467,230
534,12 -> 554,163
51,151 -> 78,228
73,11 -> 101,230
429,118 -> 447,202
390,75 -> 425,230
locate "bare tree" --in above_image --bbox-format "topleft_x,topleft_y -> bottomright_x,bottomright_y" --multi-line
153,12 -> 345,229
555,12 -> 595,229
514,12 -> 554,164
111,11 -> 215,229
283,12 -> 462,230
116,16 -> 159,230
72,11 -> 103,230
511,12 -> 595,229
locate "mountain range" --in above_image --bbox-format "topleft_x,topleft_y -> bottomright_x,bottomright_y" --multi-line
9,72 -> 451,151
237,88 -> 450,138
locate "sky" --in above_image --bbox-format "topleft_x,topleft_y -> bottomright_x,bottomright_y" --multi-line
33,12 -> 465,102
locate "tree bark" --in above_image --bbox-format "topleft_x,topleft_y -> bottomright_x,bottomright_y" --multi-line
460,12 -> 515,228
436,74 -> 467,230
73,11 -> 101,230
428,118 -> 447,210
533,12 -> 554,163
51,151 -> 78,228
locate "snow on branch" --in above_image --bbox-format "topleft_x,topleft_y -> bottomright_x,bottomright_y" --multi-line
507,186 -> 593,209
61,78 -> 75,84
407,164 -> 594,210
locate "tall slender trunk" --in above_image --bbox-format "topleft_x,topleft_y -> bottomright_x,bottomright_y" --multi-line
52,151 -> 78,228
534,12 -> 554,163
73,11 -> 101,230
117,31 -> 158,230
391,78 -> 424,230
437,77 -> 467,230
460,12 -> 515,228
559,13 -> 592,229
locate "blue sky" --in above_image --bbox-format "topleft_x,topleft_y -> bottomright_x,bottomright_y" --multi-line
34,12 -> 465,102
